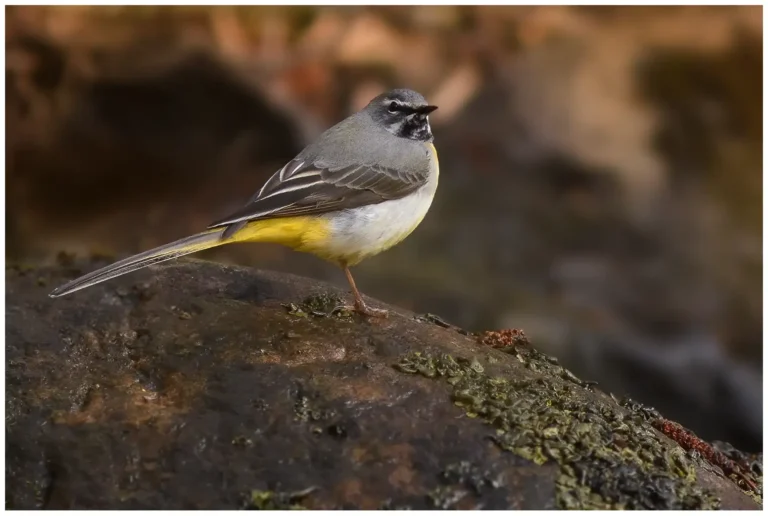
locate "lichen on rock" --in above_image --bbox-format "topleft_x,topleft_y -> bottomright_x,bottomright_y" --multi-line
283,292 -> 353,319
395,351 -> 720,510
245,487 -> 317,510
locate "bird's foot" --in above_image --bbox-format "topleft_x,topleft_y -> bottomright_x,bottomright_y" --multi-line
356,303 -> 389,318
332,302 -> 388,318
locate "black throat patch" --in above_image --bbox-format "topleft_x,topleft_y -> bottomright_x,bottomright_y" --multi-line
397,115 -> 433,142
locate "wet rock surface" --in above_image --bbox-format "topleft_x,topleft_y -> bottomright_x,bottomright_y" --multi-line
5,260 -> 760,509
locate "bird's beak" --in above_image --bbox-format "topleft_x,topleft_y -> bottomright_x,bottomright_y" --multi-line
418,105 -> 438,114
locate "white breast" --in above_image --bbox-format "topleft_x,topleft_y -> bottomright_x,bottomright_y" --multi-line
319,174 -> 438,266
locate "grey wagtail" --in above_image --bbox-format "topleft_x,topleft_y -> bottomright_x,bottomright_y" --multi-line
50,88 -> 439,317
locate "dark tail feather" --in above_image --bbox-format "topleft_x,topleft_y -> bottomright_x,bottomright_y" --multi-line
49,229 -> 227,298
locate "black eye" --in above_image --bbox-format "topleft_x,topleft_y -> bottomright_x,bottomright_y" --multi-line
388,102 -> 398,113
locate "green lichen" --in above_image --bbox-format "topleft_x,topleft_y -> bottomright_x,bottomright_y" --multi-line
282,303 -> 309,318
613,394 -> 662,423
395,351 -> 720,510
283,293 -> 352,319
293,394 -> 336,423
244,486 -> 317,510
301,293 -> 343,314
231,435 -> 254,448
502,342 -> 597,390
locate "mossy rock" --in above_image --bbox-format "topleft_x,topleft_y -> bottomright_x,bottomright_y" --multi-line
5,259 -> 760,509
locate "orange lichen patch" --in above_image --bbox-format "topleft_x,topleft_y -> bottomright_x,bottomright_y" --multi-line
478,328 -> 530,349
651,419 -> 758,494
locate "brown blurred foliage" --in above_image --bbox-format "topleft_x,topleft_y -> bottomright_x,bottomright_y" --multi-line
5,6 -> 762,449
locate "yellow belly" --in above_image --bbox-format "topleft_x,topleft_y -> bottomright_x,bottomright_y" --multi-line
228,216 -> 332,252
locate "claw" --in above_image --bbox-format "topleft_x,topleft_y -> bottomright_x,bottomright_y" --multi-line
355,303 -> 389,318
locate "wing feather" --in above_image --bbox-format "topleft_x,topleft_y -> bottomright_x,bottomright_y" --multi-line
208,157 -> 428,230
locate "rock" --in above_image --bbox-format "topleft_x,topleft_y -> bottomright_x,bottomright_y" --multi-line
5,259 -> 761,509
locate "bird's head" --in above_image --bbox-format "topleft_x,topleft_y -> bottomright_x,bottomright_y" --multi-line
365,88 -> 438,142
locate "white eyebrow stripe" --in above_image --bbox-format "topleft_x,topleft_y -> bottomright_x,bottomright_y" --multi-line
382,98 -> 410,109
257,180 -> 326,202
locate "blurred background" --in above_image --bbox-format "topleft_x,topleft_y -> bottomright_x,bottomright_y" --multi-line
6,6 -> 762,451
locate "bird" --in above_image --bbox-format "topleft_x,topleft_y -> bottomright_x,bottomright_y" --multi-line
49,88 -> 440,318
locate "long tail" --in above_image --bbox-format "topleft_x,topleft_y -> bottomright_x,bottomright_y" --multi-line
49,228 -> 229,298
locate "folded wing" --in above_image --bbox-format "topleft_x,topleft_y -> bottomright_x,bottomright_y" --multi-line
209,157 -> 428,237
